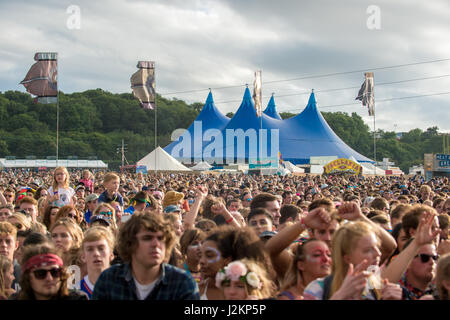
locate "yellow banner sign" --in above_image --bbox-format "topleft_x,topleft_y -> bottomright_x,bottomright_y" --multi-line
323,158 -> 362,175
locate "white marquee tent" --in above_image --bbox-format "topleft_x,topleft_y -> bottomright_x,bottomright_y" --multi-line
191,161 -> 213,171
136,147 -> 192,171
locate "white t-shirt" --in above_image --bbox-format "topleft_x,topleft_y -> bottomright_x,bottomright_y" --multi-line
134,277 -> 159,300
48,186 -> 75,207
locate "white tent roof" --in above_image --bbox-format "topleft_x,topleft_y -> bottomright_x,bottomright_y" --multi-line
283,161 -> 305,173
191,161 -> 212,171
0,158 -> 107,168
136,147 -> 192,171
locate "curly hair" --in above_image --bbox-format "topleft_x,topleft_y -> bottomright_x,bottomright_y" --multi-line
116,211 -> 176,263
18,243 -> 69,300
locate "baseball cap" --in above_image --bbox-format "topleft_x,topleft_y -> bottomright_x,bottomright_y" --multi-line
90,215 -> 111,227
86,194 -> 99,202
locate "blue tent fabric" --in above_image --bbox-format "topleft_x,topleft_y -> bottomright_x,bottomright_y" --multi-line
163,91 -> 229,163
263,95 -> 282,120
163,88 -> 374,165
280,91 -> 374,164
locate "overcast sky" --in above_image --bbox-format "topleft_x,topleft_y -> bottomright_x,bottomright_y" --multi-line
1,0 -> 449,133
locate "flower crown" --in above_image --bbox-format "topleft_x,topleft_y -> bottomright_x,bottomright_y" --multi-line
215,260 -> 261,290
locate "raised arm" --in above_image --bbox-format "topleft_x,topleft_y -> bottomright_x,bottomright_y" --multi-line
265,207 -> 332,278
338,201 -> 397,263
182,186 -> 207,230
381,211 -> 439,283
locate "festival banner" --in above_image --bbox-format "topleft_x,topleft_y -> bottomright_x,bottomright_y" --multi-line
323,158 -> 362,175
355,72 -> 374,116
20,52 -> 58,104
130,61 -> 156,109
253,70 -> 262,116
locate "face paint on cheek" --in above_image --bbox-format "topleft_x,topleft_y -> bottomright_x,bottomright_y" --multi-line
205,246 -> 221,264
306,255 -> 321,263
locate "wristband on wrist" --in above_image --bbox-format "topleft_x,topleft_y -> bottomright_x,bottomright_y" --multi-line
226,217 -> 234,224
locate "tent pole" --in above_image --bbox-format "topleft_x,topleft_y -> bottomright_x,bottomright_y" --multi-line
56,56 -> 59,167
155,70 -> 157,175
373,106 -> 376,163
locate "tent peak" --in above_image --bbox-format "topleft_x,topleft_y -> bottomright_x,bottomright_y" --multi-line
307,91 -> 317,108
206,90 -> 214,104
243,86 -> 252,100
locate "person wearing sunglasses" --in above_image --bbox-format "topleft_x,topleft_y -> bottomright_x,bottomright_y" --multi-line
91,203 -> 118,234
392,224 -> 439,301
12,243 -> 86,300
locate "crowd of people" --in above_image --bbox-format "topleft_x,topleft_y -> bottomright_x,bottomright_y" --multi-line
0,167 -> 449,301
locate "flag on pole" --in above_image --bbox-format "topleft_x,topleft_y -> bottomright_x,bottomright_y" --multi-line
355,72 -> 374,116
130,61 -> 156,109
253,70 -> 262,116
20,52 -> 58,104
278,151 -> 283,166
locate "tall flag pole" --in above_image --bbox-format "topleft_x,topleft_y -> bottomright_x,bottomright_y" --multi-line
356,72 -> 376,162
130,61 -> 157,172
20,52 -> 59,163
253,70 -> 262,117
253,70 -> 263,175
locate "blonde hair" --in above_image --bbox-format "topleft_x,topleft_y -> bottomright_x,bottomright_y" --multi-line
436,253 -> 450,300
103,172 -> 120,185
7,213 -> 32,231
81,226 -> 115,252
330,221 -> 378,296
92,203 -> 118,232
222,258 -> 275,299
0,221 -> 17,239
52,166 -> 70,190
82,170 -> 92,180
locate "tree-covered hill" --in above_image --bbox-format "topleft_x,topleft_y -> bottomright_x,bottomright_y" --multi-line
0,90 -> 444,171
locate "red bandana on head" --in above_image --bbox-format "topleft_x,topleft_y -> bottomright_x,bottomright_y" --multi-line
22,254 -> 63,274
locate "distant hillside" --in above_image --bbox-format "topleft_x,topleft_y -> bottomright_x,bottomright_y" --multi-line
0,90 -> 444,171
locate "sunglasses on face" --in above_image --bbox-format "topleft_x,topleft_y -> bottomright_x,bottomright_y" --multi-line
246,198 -> 253,202
415,254 -> 439,263
99,211 -> 112,216
67,213 -> 77,219
14,223 -> 23,229
33,267 -> 62,280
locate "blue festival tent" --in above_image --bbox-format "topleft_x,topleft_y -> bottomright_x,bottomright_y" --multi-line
163,87 -> 373,165
279,91 -> 374,164
263,94 -> 282,120
163,91 -> 230,163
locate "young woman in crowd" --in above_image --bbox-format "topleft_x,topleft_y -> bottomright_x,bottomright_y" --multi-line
7,212 -> 31,232
180,228 -> 206,284
50,218 -> 84,267
42,205 -> 59,231
304,209 -> 438,300
46,167 -> 75,208
0,255 -> 15,299
199,226 -> 270,300
216,258 -> 275,300
90,202 -> 118,234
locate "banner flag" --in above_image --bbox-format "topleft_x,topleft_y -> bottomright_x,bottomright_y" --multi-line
131,61 -> 156,109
